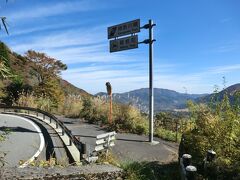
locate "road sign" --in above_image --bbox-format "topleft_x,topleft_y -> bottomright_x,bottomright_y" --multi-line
108,19 -> 140,39
110,35 -> 138,53
107,19 -> 157,144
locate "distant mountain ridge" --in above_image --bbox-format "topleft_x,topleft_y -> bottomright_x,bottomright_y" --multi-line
95,88 -> 207,112
197,83 -> 240,103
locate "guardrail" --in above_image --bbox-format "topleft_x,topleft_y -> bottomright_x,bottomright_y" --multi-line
84,131 -> 117,163
95,131 -> 116,152
0,106 -> 83,165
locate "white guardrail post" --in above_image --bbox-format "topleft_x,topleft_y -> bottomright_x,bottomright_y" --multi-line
85,131 -> 117,163
180,154 -> 197,180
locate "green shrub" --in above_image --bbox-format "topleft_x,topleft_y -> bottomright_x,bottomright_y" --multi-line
180,94 -> 240,178
155,127 -> 180,142
79,97 -> 148,134
110,104 -> 148,134
80,97 -> 108,124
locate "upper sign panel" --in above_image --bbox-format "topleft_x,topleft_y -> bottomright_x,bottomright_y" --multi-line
108,19 -> 140,39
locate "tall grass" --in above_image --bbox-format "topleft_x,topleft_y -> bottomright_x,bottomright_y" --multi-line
61,95 -> 83,118
80,97 -> 148,134
15,91 -> 187,142
15,92 -> 54,112
110,104 -> 148,134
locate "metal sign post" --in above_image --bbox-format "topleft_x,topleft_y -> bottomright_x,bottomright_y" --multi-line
149,20 -> 154,143
140,19 -> 157,144
108,19 -> 158,144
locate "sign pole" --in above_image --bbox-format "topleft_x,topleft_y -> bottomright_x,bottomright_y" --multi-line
108,19 -> 158,144
149,19 -> 154,143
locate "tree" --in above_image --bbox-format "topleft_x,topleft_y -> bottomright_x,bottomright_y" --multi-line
0,42 -> 11,79
25,50 -> 67,108
25,50 -> 67,86
0,1 -> 11,80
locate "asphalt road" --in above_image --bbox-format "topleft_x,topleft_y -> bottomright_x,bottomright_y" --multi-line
0,114 -> 44,167
57,116 -> 179,163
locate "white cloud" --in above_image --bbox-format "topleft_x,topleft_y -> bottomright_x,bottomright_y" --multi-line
220,18 -> 232,23
5,0 -> 108,21
211,40 -> 240,53
10,25 -> 107,52
61,62 -> 240,94
214,45 -> 239,53
207,64 -> 240,74
5,21 -> 88,37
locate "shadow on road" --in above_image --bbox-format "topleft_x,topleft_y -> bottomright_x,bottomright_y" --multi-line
116,138 -> 148,143
62,121 -> 75,124
23,117 -> 56,161
0,126 -> 38,133
75,135 -> 96,139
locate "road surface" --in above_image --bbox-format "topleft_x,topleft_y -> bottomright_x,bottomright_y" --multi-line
57,116 -> 179,163
0,113 -> 69,167
0,114 -> 44,167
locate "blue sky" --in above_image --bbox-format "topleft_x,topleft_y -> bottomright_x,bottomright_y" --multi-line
0,0 -> 239,94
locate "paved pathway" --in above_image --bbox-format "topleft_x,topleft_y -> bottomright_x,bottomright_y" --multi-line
57,116 -> 179,163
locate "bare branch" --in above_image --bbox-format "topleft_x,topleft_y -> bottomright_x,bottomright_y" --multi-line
0,17 -> 9,35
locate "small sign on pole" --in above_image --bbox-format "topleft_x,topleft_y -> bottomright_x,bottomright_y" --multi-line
110,35 -> 138,53
108,19 -> 140,39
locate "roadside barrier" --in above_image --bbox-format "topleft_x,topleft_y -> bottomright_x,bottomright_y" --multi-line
83,131 -> 117,162
0,106 -> 83,165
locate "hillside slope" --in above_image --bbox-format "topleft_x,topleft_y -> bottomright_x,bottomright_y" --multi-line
59,79 -> 91,97
197,83 -> 240,103
0,42 -> 91,101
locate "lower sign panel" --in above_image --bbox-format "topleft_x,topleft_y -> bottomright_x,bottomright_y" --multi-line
110,35 -> 138,53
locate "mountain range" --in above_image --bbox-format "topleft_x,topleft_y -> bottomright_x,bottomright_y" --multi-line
96,84 -> 240,112
96,88 -> 207,112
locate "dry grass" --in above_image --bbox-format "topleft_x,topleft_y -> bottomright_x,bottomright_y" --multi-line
15,92 -> 54,112
61,95 -> 83,118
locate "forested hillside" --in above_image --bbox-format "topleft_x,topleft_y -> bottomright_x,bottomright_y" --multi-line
0,42 -> 90,108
